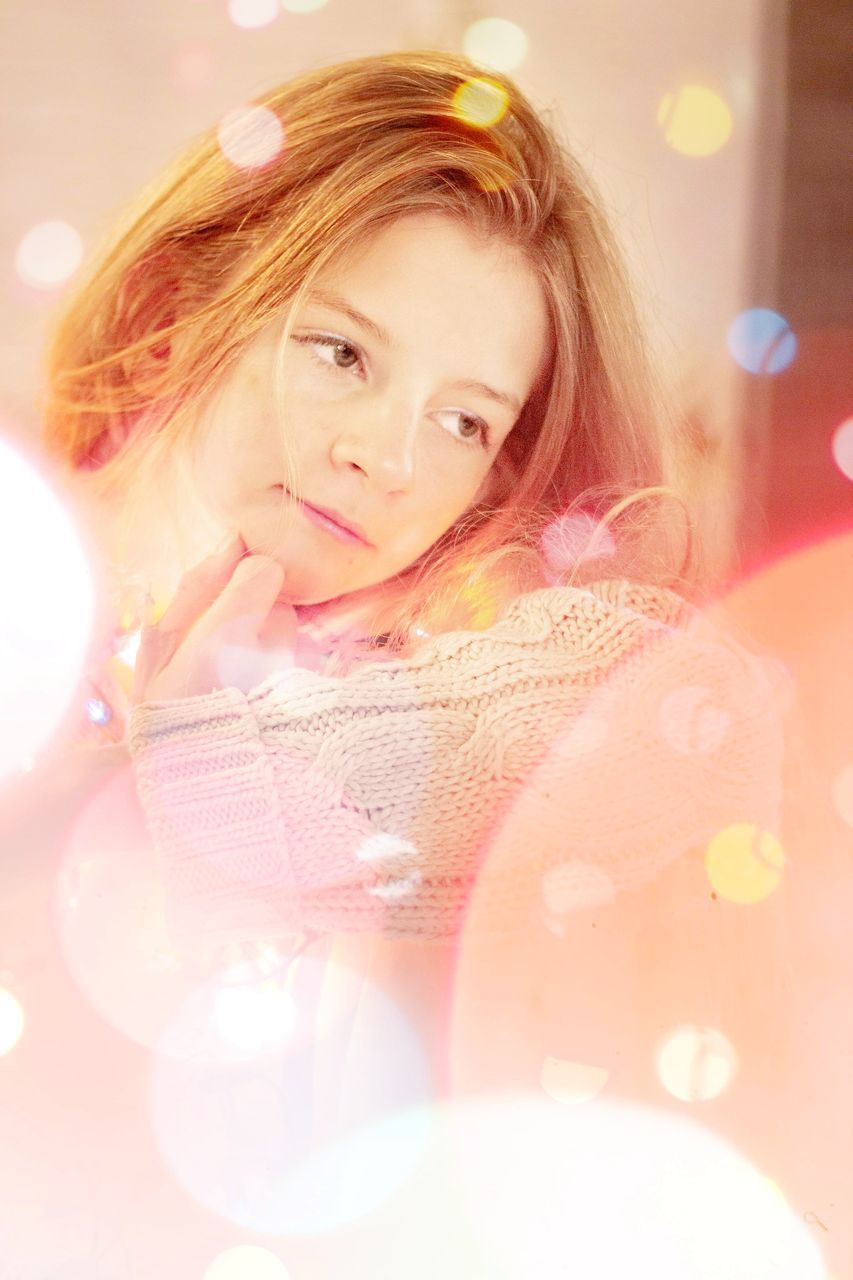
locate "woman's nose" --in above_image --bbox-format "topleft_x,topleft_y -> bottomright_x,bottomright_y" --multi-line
329,396 -> 419,492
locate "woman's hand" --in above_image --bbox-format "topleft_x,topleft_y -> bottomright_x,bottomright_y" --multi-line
130,536 -> 300,705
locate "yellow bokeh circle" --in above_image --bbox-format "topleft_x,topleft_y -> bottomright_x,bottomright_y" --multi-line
705,822 -> 786,904
452,77 -> 510,129
657,85 -> 733,157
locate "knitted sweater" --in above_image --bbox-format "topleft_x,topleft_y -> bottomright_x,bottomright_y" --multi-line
127,578 -> 785,949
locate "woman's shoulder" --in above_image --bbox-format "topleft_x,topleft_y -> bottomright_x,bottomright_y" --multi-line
262,577 -> 707,715
494,575 -> 773,672
498,576 -> 696,634
373,574 -> 785,724
409,575 -> 699,667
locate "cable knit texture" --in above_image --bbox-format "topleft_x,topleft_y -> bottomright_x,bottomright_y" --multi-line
127,579 -> 786,946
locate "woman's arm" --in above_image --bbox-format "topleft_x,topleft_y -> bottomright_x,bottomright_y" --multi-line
128,580 -> 786,948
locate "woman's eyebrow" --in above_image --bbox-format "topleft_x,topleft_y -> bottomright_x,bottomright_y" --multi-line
449,379 -> 522,417
306,289 -> 392,346
305,287 -> 523,417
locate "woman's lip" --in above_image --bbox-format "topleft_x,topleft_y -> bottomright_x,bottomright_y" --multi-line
281,488 -> 371,546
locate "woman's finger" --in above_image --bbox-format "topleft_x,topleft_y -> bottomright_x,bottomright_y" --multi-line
131,624 -> 184,704
131,534 -> 246,703
155,533 -> 246,636
187,554 -> 286,654
144,555 -> 288,700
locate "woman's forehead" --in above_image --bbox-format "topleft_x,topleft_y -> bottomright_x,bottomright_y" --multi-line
305,218 -> 546,339
315,210 -> 526,278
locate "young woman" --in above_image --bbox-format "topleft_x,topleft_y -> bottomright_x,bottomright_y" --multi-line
10,52 -> 799,1256
41,50 -> 782,951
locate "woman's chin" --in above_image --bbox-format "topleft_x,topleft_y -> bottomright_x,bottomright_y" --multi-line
271,575 -> 347,609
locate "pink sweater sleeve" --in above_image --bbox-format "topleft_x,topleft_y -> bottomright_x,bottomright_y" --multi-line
127,581 -> 786,947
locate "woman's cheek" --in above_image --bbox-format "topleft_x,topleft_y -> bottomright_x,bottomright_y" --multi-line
281,350 -> 351,402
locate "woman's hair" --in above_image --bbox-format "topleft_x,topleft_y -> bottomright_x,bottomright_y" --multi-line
40,50 -> 712,669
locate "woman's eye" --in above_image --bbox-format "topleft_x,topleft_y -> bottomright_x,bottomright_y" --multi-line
290,335 -> 491,449
435,410 -> 492,450
293,334 -> 365,375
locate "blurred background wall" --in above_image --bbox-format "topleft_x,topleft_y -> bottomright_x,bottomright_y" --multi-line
744,0 -> 851,563
0,0 -> 849,579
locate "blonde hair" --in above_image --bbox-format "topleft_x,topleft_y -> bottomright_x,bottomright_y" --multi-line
41,50 -> 707,671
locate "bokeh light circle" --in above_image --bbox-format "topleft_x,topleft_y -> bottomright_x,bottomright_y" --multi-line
56,764 -> 209,1053
540,1056 -> 609,1104
657,1024 -> 738,1101
55,763 -> 324,1059
217,105 -> 285,170
0,987 -> 25,1056
281,0 -> 327,11
15,219 -> 83,289
830,416 -> 853,481
656,85 -> 733,156
227,0 -> 279,29
657,684 -> 731,755
212,978 -> 298,1053
542,857 -> 615,918
831,763 -> 853,827
705,822 -> 785,904
441,1094 -> 825,1278
452,77 -> 510,128
151,955 -> 434,1233
727,308 -> 797,374
203,1245 -> 290,1280
462,17 -> 529,72
0,438 -> 94,778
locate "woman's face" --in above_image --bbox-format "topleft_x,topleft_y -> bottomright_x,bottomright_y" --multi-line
194,212 -> 550,606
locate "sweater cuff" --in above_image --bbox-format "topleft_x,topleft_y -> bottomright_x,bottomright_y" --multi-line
128,687 -> 301,946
